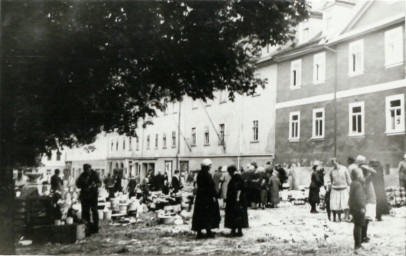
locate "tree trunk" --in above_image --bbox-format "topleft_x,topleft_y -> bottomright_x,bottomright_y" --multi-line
0,3 -> 16,252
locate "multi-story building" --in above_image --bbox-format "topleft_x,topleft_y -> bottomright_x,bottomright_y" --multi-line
273,0 -> 405,179
40,0 -> 405,187
40,62 -> 277,181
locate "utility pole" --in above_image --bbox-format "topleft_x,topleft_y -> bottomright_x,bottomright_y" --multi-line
176,100 -> 181,171
237,95 -> 244,170
324,45 -> 337,158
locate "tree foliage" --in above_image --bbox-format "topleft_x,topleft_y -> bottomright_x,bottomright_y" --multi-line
2,0 -> 308,165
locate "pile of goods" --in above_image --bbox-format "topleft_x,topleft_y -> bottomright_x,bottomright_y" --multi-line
386,186 -> 406,207
279,188 -> 308,206
99,188 -> 194,226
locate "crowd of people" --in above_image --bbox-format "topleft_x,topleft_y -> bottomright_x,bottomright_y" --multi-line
13,153 -> 406,250
307,155 -> 395,252
191,159 -> 290,239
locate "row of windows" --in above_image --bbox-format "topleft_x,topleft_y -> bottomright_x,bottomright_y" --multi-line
191,124 -> 226,146
290,26 -> 404,89
146,131 -> 177,150
111,136 -> 139,152
46,152 -> 62,161
288,94 -> 405,141
110,120 -> 261,152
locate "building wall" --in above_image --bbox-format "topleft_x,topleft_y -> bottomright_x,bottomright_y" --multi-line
275,18 -> 406,169
335,25 -> 405,92
276,49 -> 336,103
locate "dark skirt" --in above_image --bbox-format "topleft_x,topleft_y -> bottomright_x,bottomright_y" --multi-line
309,186 -> 320,204
224,202 -> 249,229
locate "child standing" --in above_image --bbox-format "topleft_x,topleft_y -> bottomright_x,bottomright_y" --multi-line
349,167 -> 366,251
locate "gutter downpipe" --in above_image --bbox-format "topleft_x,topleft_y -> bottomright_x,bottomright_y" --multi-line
324,45 -> 337,158
237,95 -> 244,170
176,101 -> 181,171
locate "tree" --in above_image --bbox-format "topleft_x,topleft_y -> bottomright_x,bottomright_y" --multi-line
0,0 -> 308,252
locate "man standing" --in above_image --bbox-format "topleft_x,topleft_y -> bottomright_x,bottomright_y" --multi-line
398,154 -> 406,190
50,169 -> 63,193
103,173 -> 114,199
192,159 -> 221,239
171,170 -> 182,194
76,164 -> 101,236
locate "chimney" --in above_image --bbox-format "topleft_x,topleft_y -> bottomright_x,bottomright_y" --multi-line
322,0 -> 356,39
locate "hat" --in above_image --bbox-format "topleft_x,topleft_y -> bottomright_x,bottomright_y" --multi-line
356,155 -> 366,164
313,160 -> 320,167
221,165 -> 227,172
248,165 -> 255,171
201,159 -> 212,167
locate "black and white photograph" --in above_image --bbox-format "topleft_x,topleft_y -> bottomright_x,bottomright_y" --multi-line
0,0 -> 405,255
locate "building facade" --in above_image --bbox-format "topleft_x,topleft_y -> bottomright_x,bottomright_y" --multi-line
40,0 -> 405,187
273,0 -> 405,177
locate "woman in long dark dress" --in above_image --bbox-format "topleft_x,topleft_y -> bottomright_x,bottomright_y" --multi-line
191,159 -> 221,239
369,160 -> 389,221
309,161 -> 324,213
225,165 -> 249,237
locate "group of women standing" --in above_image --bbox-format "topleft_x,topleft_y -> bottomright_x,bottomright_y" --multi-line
192,159 -> 249,239
309,157 -> 389,223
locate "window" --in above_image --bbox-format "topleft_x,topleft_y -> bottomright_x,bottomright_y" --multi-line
219,124 -> 225,145
129,137 -> 132,151
252,120 -> 259,141
290,59 -> 302,89
348,39 -> 364,76
385,94 -> 405,134
204,126 -> 210,145
116,140 -> 118,151
164,106 -> 168,115
312,108 -> 325,139
136,137 -> 139,151
111,140 -> 114,151
385,27 -> 403,67
47,153 -> 52,161
123,138 -> 126,150
191,128 -> 197,146
155,134 -> 158,148
313,52 -> 326,84
349,102 -> 365,136
56,152 -> 61,161
163,133 -> 167,148
219,90 -> 227,103
146,135 -> 150,149
172,103 -> 177,114
289,112 -> 300,141
172,131 -> 176,148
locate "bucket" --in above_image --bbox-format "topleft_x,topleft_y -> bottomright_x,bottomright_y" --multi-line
76,224 -> 85,240
66,217 -> 74,225
104,210 -> 112,221
98,210 -> 104,220
119,204 -> 128,214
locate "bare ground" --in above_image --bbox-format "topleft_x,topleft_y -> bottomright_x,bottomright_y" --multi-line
17,205 -> 406,255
